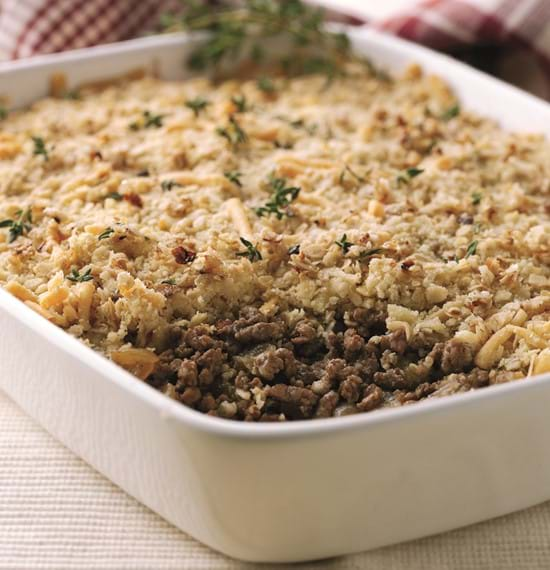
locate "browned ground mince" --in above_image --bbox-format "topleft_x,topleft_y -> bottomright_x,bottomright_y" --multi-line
146,308 -> 497,421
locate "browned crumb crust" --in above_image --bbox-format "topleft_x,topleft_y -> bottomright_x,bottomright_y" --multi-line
146,308 -> 499,421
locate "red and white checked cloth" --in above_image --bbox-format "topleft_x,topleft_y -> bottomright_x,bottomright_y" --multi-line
0,0 -> 549,98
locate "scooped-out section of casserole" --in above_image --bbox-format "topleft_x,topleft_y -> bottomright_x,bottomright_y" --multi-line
0,61 -> 548,421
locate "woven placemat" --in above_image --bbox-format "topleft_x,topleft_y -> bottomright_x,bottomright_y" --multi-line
1,391 -> 550,569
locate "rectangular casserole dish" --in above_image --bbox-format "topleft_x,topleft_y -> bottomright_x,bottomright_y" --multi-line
0,27 -> 549,563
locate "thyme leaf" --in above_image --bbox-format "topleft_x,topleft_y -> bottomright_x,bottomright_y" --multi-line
441,104 -> 460,121
0,209 -> 32,243
130,110 -> 164,130
216,115 -> 248,147
465,240 -> 478,258
185,97 -> 210,116
67,268 -> 93,282
224,170 -> 243,187
397,167 -> 424,184
471,192 -> 482,205
255,174 -> 300,219
98,227 -> 115,240
230,94 -> 248,113
335,233 -> 353,255
359,247 -> 385,260
236,237 -> 262,262
32,136 -> 49,161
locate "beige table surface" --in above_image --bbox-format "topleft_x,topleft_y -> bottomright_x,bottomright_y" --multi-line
2,391 -> 550,570
2,1 -> 550,568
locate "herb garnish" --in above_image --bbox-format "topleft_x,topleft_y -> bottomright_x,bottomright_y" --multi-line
465,240 -> 478,258
257,77 -> 276,93
170,0 -> 351,78
98,227 -> 114,240
231,95 -> 248,113
143,110 -> 163,128
236,237 -> 262,262
67,268 -> 93,282
224,171 -> 243,187
255,174 -> 300,219
335,234 -> 353,254
185,97 -> 210,117
441,105 -> 460,121
161,179 -> 182,192
0,107 -> 7,120
359,247 -> 385,260
397,167 -> 424,184
130,110 -> 164,130
471,192 -> 482,205
216,115 -> 248,147
63,90 -> 81,101
288,244 -> 301,255
161,278 -> 176,285
106,192 -> 123,201
32,136 -> 49,161
0,209 -> 32,243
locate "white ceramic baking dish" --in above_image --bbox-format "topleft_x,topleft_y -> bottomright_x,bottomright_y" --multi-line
0,27 -> 549,564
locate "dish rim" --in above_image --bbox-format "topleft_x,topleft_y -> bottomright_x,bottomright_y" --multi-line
1,26 -> 549,439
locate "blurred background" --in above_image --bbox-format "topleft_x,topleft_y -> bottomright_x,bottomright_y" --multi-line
0,0 -> 548,97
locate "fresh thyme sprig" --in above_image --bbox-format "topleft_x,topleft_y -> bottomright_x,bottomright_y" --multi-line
164,0 -> 351,77
0,209 -> 32,243
32,136 -> 49,161
471,191 -> 482,205
236,237 -> 262,262
335,233 -> 353,254
397,167 -> 424,185
98,227 -> 114,240
216,115 -> 248,147
464,240 -> 478,258
185,97 -> 210,116
255,174 -> 300,219
67,268 -> 93,282
231,95 -> 249,113
359,247 -> 386,260
224,170 -> 243,187
441,104 -> 460,121
130,110 -> 164,130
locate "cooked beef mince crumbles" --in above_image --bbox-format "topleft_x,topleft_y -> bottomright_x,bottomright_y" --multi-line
145,308 -> 496,421
1,60 -> 549,421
